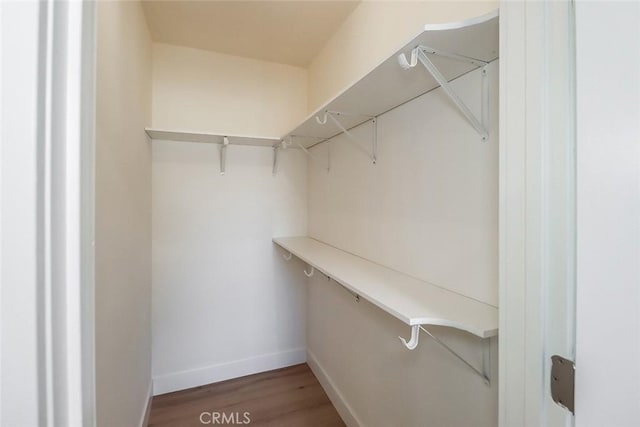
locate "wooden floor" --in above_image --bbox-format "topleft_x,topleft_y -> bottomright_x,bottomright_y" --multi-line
149,364 -> 345,427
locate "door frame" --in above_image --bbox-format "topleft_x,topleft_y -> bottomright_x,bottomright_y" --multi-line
499,1 -> 640,426
499,1 -> 558,424
0,0 -> 96,425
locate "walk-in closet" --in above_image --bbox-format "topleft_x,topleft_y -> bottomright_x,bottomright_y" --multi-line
95,2 -> 500,426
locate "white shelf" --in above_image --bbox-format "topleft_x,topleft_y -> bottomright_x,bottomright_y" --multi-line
145,11 -> 498,150
145,128 -> 280,147
274,236 -> 498,338
286,10 -> 499,147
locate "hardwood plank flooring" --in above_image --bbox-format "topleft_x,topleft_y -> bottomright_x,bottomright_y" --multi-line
149,364 -> 346,427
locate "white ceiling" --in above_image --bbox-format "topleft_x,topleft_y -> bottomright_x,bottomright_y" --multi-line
141,0 -> 361,67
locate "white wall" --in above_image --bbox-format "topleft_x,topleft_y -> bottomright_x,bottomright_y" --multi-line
95,1 -> 152,426
152,43 -> 308,137
575,1 -> 640,425
309,61 -> 498,307
306,62 -> 498,426
152,141 -> 308,394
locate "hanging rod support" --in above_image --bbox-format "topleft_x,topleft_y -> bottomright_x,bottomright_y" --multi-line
481,65 -> 489,135
304,265 -> 315,277
419,326 -> 491,384
398,45 -> 489,141
282,251 -> 292,261
272,146 -> 279,176
315,113 -> 328,125
399,325 -> 420,350
220,136 -> 229,175
315,111 -> 377,164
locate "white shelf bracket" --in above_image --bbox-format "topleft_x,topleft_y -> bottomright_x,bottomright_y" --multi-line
303,265 -> 315,277
315,112 -> 329,125
220,136 -> 229,175
282,251 -> 292,261
316,110 -> 377,164
419,326 -> 491,384
481,335 -> 491,384
398,46 -> 490,141
399,325 -> 420,350
272,146 -> 279,176
399,324 -> 491,384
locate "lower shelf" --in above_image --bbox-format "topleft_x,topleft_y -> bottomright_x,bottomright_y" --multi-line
273,236 -> 498,339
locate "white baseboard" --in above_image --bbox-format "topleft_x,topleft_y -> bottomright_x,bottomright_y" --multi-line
306,349 -> 362,427
139,380 -> 153,427
153,348 -> 306,395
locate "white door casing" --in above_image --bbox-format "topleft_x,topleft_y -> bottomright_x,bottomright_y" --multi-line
500,1 -> 640,426
0,0 -> 96,425
499,1 -> 576,425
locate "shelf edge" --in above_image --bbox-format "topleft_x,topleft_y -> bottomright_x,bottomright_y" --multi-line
423,9 -> 499,32
145,127 -> 281,143
273,236 -> 498,339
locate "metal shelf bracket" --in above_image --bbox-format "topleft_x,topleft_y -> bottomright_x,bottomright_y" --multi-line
399,325 -> 491,384
315,110 -> 377,164
399,325 -> 421,350
398,45 -> 490,141
220,136 -> 229,175
272,146 -> 279,176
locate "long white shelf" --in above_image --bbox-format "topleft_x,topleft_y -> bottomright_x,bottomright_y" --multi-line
146,10 -> 499,149
145,128 -> 280,147
274,236 -> 498,339
286,10 -> 499,147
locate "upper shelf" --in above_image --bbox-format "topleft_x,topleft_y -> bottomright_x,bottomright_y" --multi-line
287,10 -> 499,147
145,128 -> 280,147
274,236 -> 498,338
145,11 -> 498,149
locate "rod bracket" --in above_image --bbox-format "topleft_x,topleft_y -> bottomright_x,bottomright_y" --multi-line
315,111 -> 329,125
399,325 -> 420,350
398,45 -> 490,141
419,325 -> 491,384
220,136 -> 229,175
272,146 -> 279,176
398,324 -> 491,383
315,111 -> 377,164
